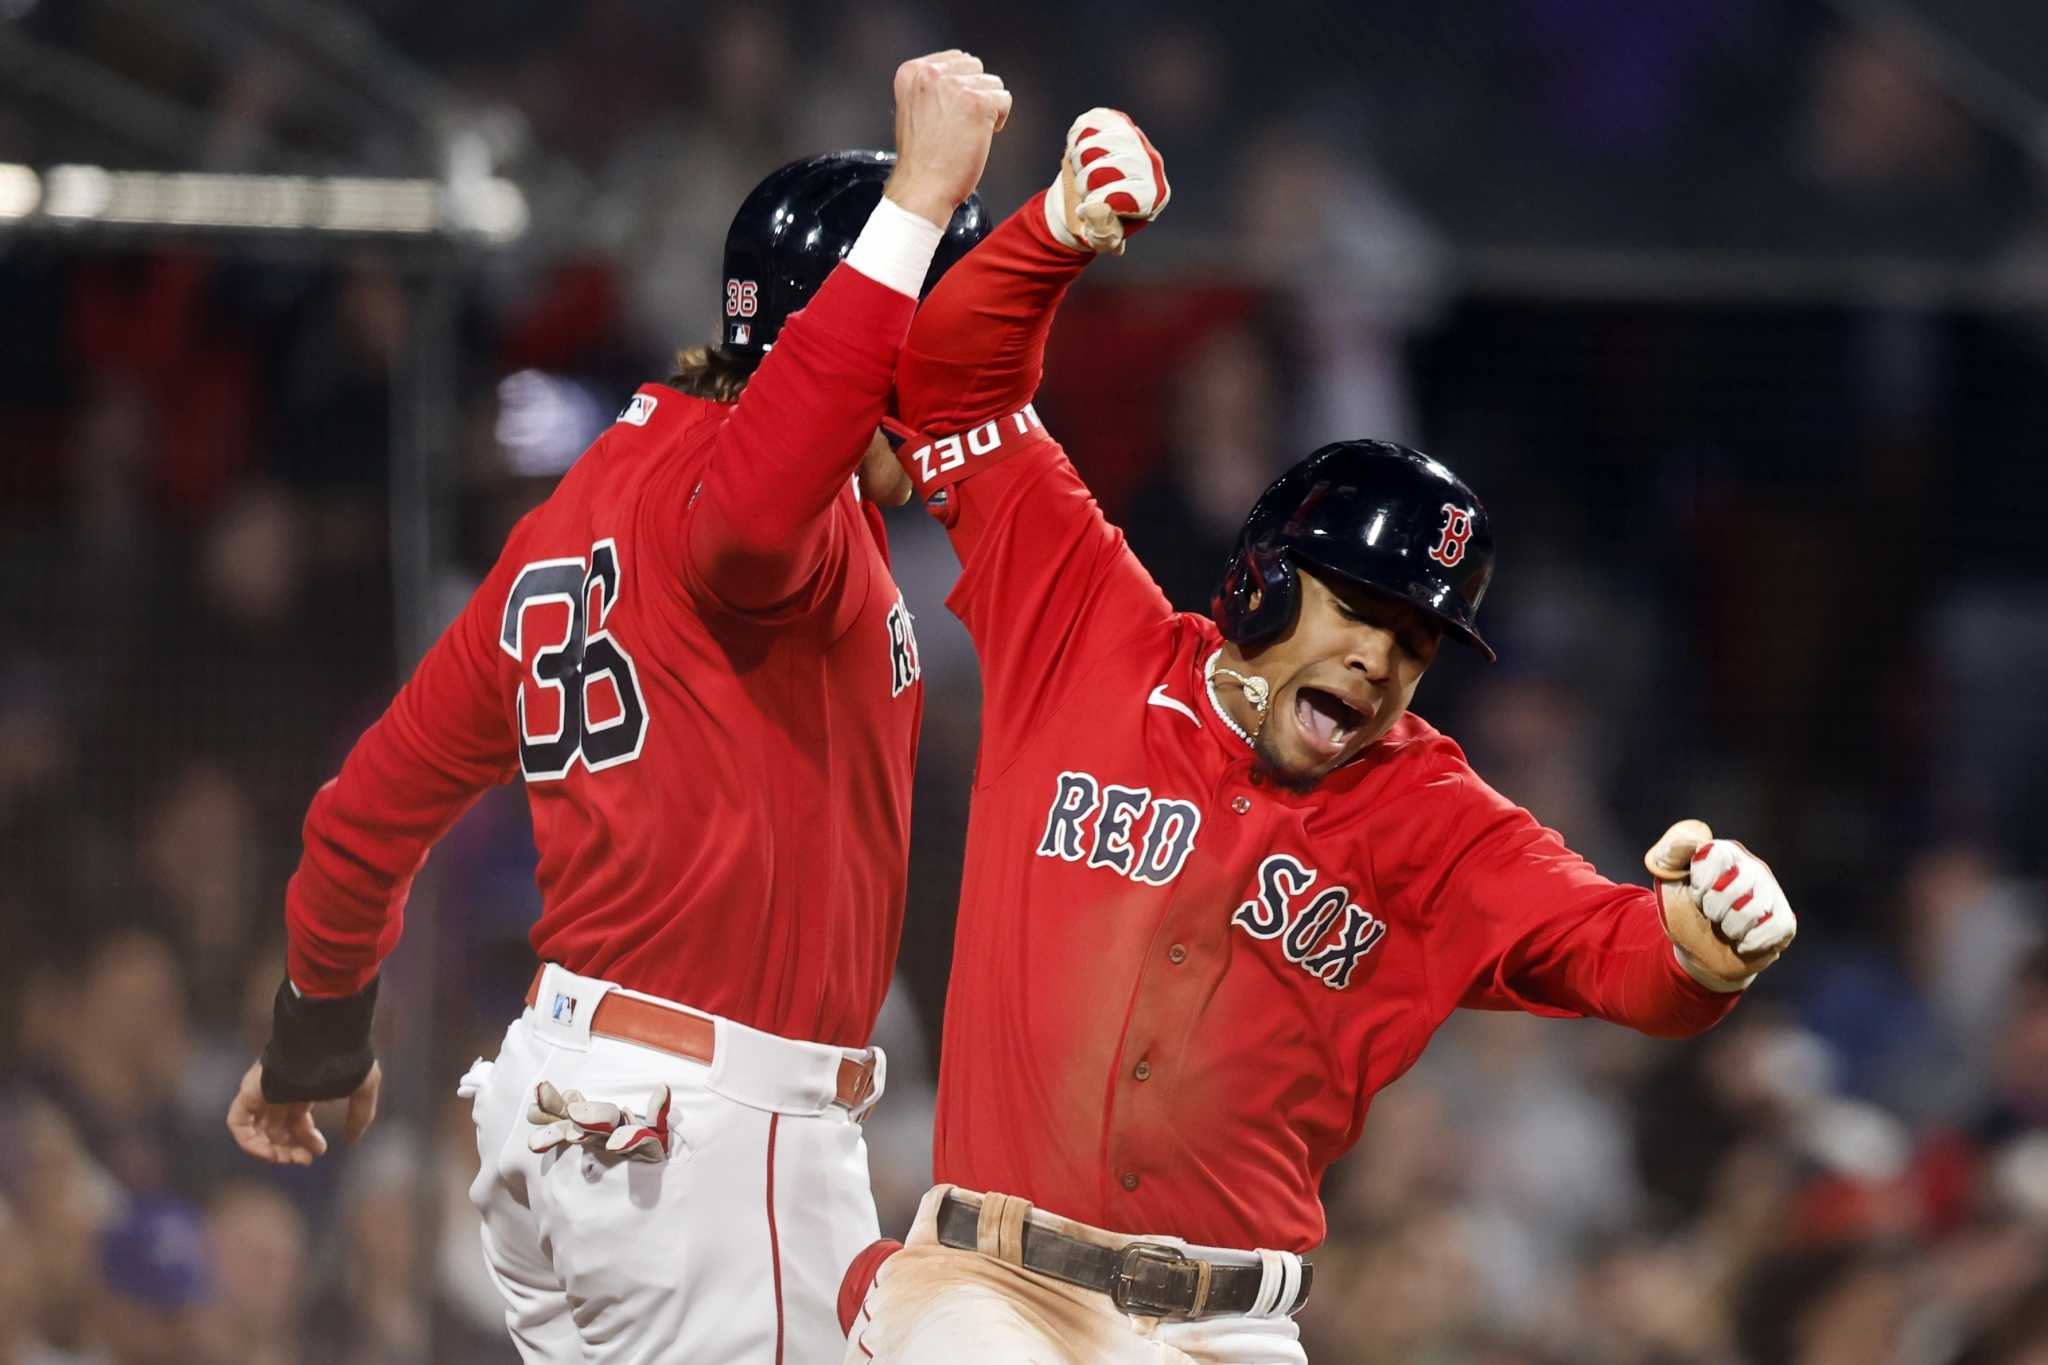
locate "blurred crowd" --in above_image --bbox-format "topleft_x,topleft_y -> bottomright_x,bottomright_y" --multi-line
4,1 -> 2048,1363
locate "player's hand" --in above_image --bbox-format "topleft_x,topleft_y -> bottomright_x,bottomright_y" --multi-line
226,1057 -> 382,1165
886,50 -> 1010,228
1047,108 -> 1170,256
1645,820 -> 1797,990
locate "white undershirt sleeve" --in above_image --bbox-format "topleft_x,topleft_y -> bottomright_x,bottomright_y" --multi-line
845,195 -> 946,300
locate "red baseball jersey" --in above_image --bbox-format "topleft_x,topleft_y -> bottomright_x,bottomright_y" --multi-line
893,196 -> 1740,1252
284,265 -> 925,1049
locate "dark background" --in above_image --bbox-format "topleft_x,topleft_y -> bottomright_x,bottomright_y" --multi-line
2,2 -> 2045,1362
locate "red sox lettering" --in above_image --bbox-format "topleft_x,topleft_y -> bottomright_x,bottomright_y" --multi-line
886,594 -> 921,698
1230,853 -> 1389,990
1035,771 -> 1202,887
1034,777 -> 1390,990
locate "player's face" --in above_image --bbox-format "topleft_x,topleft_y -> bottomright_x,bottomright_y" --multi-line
1247,569 -> 1441,788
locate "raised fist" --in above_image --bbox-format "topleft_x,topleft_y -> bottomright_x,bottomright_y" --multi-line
886,50 -> 1011,228
1047,107 -> 1171,255
1645,820 -> 1797,989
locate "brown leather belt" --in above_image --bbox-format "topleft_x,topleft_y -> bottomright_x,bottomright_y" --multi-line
523,968 -> 878,1113
935,1192 -> 1312,1321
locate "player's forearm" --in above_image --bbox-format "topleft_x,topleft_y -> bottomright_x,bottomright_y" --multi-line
1511,887 -> 1743,1038
1576,892 -> 1744,1036
285,671 -> 507,994
286,751 -> 491,994
896,191 -> 1088,435
690,205 -> 935,609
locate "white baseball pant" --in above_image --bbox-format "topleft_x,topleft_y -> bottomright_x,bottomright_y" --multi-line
462,964 -> 885,1364
843,1186 -> 1307,1365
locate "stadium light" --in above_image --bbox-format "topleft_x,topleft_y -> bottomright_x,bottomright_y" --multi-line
1,162 -> 526,242
0,163 -> 39,219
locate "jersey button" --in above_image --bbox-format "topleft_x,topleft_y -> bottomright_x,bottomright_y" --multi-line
1134,1060 -> 1152,1081
1231,795 -> 1252,814
1167,944 -> 1188,965
1121,1171 -> 1140,1192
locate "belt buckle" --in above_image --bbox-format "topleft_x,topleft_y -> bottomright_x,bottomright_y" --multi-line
845,1063 -> 875,1111
1110,1242 -> 1201,1317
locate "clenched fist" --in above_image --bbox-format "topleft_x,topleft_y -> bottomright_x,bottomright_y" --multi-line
886,50 -> 1011,228
1046,107 -> 1171,255
1645,820 -> 1797,990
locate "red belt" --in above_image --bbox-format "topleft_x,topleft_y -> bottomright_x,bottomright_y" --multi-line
524,968 -> 878,1113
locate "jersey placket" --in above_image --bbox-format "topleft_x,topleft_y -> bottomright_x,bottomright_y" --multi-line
1100,753 -> 1275,1208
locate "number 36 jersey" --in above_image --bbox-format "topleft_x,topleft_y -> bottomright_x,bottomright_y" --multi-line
284,267 -> 923,1050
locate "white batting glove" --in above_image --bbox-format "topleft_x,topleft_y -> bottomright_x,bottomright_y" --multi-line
1689,840 -> 1796,955
526,1080 -> 672,1161
1045,107 -> 1170,255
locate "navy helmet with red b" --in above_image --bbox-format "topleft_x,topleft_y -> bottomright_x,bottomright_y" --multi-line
1212,440 -> 1498,661
719,150 -> 989,356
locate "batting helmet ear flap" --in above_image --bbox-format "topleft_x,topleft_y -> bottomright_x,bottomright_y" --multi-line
1211,542 -> 1299,647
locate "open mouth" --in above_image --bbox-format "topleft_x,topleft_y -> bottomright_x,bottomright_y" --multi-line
1293,686 -> 1371,759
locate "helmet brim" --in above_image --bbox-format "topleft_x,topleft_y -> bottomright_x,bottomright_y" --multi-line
1292,550 -> 1498,664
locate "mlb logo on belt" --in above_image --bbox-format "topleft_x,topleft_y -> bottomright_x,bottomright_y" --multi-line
619,394 -> 658,426
551,992 -> 578,1025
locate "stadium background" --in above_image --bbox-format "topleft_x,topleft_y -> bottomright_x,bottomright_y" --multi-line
3,1 -> 2046,1361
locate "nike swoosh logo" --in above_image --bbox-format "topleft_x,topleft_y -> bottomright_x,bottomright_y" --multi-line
1147,684 -> 1201,728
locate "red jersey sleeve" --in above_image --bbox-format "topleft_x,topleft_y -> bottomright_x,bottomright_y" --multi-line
285,562 -> 518,996
1400,763 -> 1739,1040
895,194 -> 1173,777
652,266 -> 913,616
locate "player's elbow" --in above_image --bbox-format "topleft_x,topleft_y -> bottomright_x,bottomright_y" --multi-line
695,537 -> 819,614
1630,999 -> 1738,1040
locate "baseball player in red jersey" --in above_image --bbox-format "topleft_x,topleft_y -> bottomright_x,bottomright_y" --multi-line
222,52 -> 1011,1364
841,112 -> 1801,1364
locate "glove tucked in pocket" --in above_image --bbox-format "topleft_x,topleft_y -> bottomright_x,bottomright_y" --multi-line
526,1080 -> 673,1162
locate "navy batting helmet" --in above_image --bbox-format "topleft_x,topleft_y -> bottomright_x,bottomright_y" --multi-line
1212,440 -> 1497,661
719,150 -> 989,356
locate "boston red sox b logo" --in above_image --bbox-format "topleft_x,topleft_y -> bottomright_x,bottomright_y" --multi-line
1427,503 -> 1476,567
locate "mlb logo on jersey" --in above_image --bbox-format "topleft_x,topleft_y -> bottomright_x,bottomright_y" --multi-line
618,393 -> 659,427
551,992 -> 578,1025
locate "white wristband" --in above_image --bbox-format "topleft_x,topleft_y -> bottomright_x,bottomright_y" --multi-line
845,195 -> 946,300
1043,174 -> 1081,250
1674,943 -> 1755,993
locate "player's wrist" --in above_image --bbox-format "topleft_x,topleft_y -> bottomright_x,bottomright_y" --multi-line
1042,176 -> 1089,255
259,974 -> 380,1103
879,171 -> 958,235
852,193 -> 947,299
1672,942 -> 1754,993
